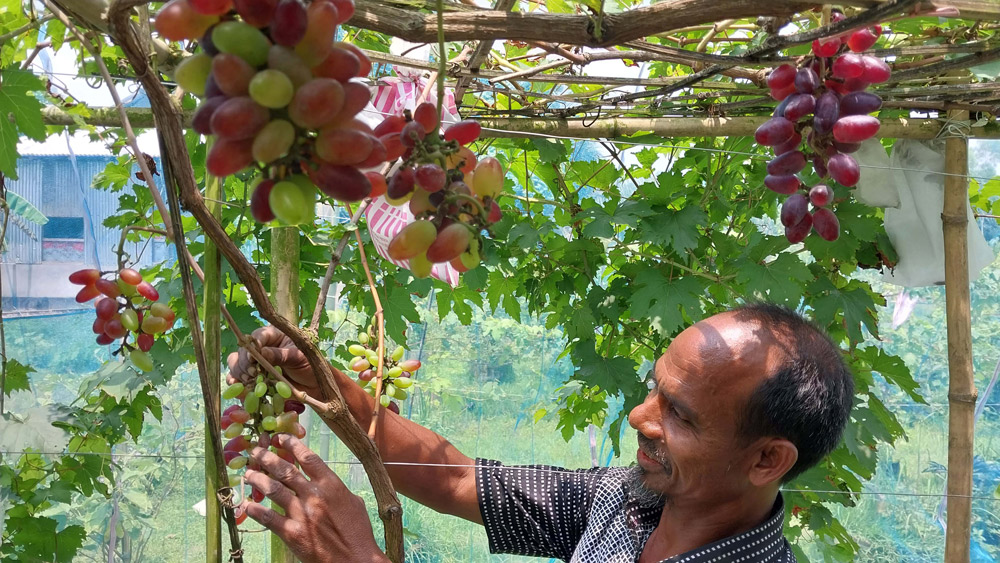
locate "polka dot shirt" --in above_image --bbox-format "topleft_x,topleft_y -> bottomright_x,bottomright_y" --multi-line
476,459 -> 796,563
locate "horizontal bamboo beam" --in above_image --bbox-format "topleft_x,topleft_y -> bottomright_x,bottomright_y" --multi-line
41,106 -> 1000,139
475,116 -> 1000,139
347,0 -> 1000,46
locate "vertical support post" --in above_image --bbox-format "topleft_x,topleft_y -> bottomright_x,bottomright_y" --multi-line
942,110 -> 976,563
204,173 -> 222,563
271,226 -> 300,563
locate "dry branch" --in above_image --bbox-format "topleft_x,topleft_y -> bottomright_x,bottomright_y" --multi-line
104,1 -> 404,561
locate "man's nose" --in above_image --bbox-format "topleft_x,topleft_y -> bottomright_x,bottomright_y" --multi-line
627,396 -> 660,439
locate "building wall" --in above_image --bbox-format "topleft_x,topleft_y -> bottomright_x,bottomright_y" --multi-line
2,154 -> 174,312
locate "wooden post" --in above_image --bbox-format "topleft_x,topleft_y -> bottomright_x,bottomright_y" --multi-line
203,172 -> 223,563
942,110 -> 976,563
271,226 -> 300,563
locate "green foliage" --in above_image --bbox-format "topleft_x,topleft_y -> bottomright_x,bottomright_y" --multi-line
0,68 -> 46,178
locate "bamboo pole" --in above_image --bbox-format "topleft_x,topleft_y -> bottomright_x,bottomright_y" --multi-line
203,171 -> 223,563
942,109 -> 976,563
270,225 -> 300,563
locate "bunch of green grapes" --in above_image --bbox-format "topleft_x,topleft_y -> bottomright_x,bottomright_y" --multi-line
347,329 -> 420,414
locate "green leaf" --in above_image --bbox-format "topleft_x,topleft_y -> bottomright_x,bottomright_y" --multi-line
810,278 -> 881,342
532,137 -> 568,163
5,190 -> 47,225
2,358 -> 34,396
0,69 -> 46,178
854,347 -> 925,404
735,253 -> 813,307
379,281 -> 422,345
0,406 -> 72,453
572,340 -> 637,395
637,206 -> 706,254
630,269 -> 704,338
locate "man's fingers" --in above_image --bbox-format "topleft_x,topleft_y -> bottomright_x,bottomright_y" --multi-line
244,467 -> 300,514
241,499 -> 295,536
260,346 -> 304,369
273,434 -> 335,483
249,447 -> 312,496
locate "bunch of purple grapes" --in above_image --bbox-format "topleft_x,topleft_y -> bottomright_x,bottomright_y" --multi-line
755,14 -> 887,243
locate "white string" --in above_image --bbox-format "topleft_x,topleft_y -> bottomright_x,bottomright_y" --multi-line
3,450 -> 999,502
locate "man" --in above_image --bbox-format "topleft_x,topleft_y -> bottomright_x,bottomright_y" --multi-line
228,303 -> 854,562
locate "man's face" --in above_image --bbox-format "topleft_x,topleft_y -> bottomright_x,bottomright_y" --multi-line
626,312 -> 783,506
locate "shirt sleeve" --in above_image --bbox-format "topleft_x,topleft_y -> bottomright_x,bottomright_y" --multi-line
475,458 -> 608,561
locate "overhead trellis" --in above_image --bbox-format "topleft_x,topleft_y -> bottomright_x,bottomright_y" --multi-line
344,0 -> 1000,124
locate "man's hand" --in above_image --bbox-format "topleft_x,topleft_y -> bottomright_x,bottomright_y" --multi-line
241,434 -> 390,563
227,326 -> 319,398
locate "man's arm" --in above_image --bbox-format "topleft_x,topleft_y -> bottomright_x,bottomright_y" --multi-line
228,327 -> 483,524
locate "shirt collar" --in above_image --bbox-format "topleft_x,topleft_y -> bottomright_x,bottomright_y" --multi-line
621,488 -> 789,563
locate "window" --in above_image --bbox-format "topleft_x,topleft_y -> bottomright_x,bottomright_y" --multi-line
42,217 -> 85,262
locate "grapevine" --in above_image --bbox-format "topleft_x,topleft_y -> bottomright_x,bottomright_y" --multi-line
69,267 -> 176,371
757,11 -> 888,243
158,0 -> 380,226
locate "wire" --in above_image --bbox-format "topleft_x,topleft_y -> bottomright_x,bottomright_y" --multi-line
3,450 -> 999,502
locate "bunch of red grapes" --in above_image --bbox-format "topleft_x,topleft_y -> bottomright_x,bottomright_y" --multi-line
369,102 -> 503,277
70,268 -> 176,372
156,0 -> 383,226
221,367 -> 307,524
755,13 -> 887,243
347,329 -> 420,415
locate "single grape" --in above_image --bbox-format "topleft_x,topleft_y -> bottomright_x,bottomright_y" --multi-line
249,70 -> 294,108
337,42 -> 371,76
250,179 -> 277,222
104,318 -> 126,339
92,317 -> 106,335
832,53 -> 865,79
766,64 -> 796,90
309,163 -> 372,202
275,381 -> 293,399
120,309 -> 140,331
847,27 -> 879,52
223,382 -> 245,400
415,163 -> 447,192
764,174 -> 801,195
96,278 -> 121,298
426,223 -> 472,264
96,297 -> 118,320
328,81 -> 372,126
285,400 -> 306,414
211,97 -> 269,140
811,37 -> 841,57
288,79 -> 346,129
812,155 -> 828,179
443,120 -> 481,145
833,140 -> 861,153
252,119 -> 296,164
267,45 -> 313,88
315,127 -> 374,165
312,47 -> 361,82
137,333 -> 154,352
174,53 -> 212,96
135,281 -> 159,301
766,151 -> 806,176
294,1 -> 339,66
824,79 -> 848,96
487,200 -> 502,224
809,184 -> 834,207
356,137 -> 387,169
754,117 -> 795,147
843,77 -> 871,92
271,0 -> 309,46
329,0 -> 355,22
387,166 -> 417,201
860,56 -> 891,83
269,181 -> 314,225
769,82 -> 797,101
387,220 -> 437,260
840,91 -> 882,116
794,67 -> 820,94
833,115 -> 880,143
472,156 -> 503,199
812,92 -> 840,136
96,333 -> 114,345
827,153 -> 860,187
212,21 -> 271,68
76,285 -> 101,303
409,252 -> 433,279
192,96 -> 227,136
141,314 -> 170,334
118,268 -> 142,285
400,121 -> 427,148
365,171 -> 388,198
447,145 -> 479,174
812,208 -> 840,241
234,0 -> 277,27
782,93 -> 816,122
374,115 -> 407,137
780,193 -> 809,227
784,212 -> 813,244
155,0 -> 219,41
69,268 -> 101,285
413,102 -> 439,133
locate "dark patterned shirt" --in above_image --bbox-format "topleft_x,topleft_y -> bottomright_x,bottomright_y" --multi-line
476,459 -> 796,563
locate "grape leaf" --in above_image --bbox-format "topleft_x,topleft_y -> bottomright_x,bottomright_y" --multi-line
854,346 -> 925,404
2,358 -> 34,396
0,68 -> 46,179
637,206 -> 706,254
0,406 -> 71,453
629,270 -> 704,338
532,137 -> 569,163
378,280 -> 422,345
735,253 -> 813,307
809,278 -> 881,342
572,339 -> 638,393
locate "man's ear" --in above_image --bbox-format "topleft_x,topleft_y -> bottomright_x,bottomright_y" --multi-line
748,438 -> 798,487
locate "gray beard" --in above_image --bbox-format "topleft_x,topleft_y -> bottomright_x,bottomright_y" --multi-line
624,465 -> 667,508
